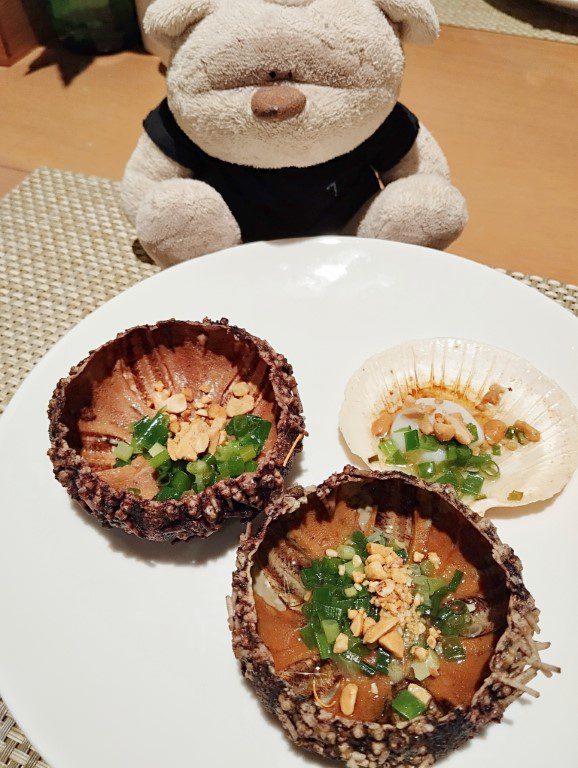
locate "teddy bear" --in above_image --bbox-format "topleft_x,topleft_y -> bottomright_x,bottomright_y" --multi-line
122,0 -> 467,268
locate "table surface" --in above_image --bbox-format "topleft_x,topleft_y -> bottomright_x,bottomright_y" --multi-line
0,26 -> 576,283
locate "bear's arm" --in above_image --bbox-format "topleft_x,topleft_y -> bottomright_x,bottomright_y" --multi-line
380,123 -> 451,184
355,122 -> 467,249
121,132 -> 191,226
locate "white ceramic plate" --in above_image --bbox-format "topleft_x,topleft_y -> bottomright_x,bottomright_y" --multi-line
0,237 -> 576,768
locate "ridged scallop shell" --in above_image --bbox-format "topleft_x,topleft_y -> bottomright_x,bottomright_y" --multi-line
339,338 -> 578,513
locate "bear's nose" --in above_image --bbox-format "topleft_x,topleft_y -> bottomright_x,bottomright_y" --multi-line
251,85 -> 306,122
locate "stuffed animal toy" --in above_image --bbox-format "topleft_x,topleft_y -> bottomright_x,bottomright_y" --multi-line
122,0 -> 467,268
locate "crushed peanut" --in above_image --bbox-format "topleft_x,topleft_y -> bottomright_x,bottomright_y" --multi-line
407,683 -> 432,707
513,420 -> 541,442
232,381 -> 251,397
226,394 -> 255,417
480,383 -> 506,406
333,633 -> 349,655
371,411 -> 393,437
412,646 -> 428,661
484,419 -> 507,445
167,418 -> 210,461
412,552 -> 425,563
325,548 -> 339,558
379,628 -> 404,658
164,393 -> 188,414
340,683 -> 358,716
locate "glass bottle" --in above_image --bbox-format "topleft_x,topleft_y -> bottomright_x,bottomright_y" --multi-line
46,0 -> 141,54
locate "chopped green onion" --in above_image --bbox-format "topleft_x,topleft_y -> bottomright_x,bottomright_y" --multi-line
113,441 -> 133,463
375,648 -> 391,674
228,454 -> 246,478
131,411 -> 170,451
126,487 -> 141,497
392,690 -> 427,720
429,570 -> 463,617
441,636 -> 466,662
299,624 -> 316,649
170,469 -> 192,495
436,601 -> 472,635
321,619 -> 340,645
467,423 -> 479,441
154,486 -> 182,501
455,444 -> 473,467
434,469 -> 461,490
515,429 -> 529,445
350,531 -> 368,559
478,460 -> 500,479
404,429 -> 420,451
226,414 -> 272,450
394,426 -> 411,433
344,586 -> 357,598
461,473 -> 484,497
148,442 -> 166,457
505,426 -> 516,440
340,650 -> 376,677
491,444 -> 502,456
419,559 -> 437,577
337,544 -> 356,560
147,448 -> 171,470
418,461 -> 436,479
238,442 -> 258,462
419,433 -> 442,451
378,438 -> 406,465
244,459 -> 258,473
508,490 -> 524,501
446,444 -> 458,465
311,616 -> 331,660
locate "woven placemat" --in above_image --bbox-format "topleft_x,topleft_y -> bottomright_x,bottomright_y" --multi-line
433,0 -> 578,43
0,166 -> 577,767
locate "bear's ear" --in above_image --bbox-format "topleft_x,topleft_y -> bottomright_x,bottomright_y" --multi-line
375,0 -> 439,44
144,0 -> 211,45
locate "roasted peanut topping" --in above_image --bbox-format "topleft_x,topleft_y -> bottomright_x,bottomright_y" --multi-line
480,383 -> 507,406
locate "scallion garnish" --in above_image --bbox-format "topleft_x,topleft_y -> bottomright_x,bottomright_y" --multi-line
112,410 -> 271,501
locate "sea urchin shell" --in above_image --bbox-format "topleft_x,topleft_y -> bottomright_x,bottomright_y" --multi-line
48,318 -> 305,541
230,466 -> 555,767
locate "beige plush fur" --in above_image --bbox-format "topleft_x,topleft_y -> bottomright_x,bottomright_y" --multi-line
122,0 -> 467,267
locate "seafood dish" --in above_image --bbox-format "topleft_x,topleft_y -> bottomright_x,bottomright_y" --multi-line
230,467 -> 557,767
48,318 -> 305,541
340,338 -> 578,513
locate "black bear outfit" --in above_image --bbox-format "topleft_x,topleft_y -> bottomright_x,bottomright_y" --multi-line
144,99 -> 419,243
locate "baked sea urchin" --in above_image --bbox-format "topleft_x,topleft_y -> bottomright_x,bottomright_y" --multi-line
48,319 -> 305,541
230,467 -> 558,767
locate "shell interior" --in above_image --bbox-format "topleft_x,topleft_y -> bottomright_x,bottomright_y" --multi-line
339,338 -> 578,512
252,475 -> 509,723
62,322 -> 279,492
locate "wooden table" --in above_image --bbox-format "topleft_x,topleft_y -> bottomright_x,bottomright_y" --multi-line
1,26 -> 576,283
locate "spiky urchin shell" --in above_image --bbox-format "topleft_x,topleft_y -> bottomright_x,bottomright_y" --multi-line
48,318 -> 306,542
229,466 -> 541,768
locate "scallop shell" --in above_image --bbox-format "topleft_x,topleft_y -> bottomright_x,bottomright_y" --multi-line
339,338 -> 578,513
48,318 -> 305,542
230,467 -> 550,768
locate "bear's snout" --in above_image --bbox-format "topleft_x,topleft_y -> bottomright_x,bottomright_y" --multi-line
251,85 -> 306,122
